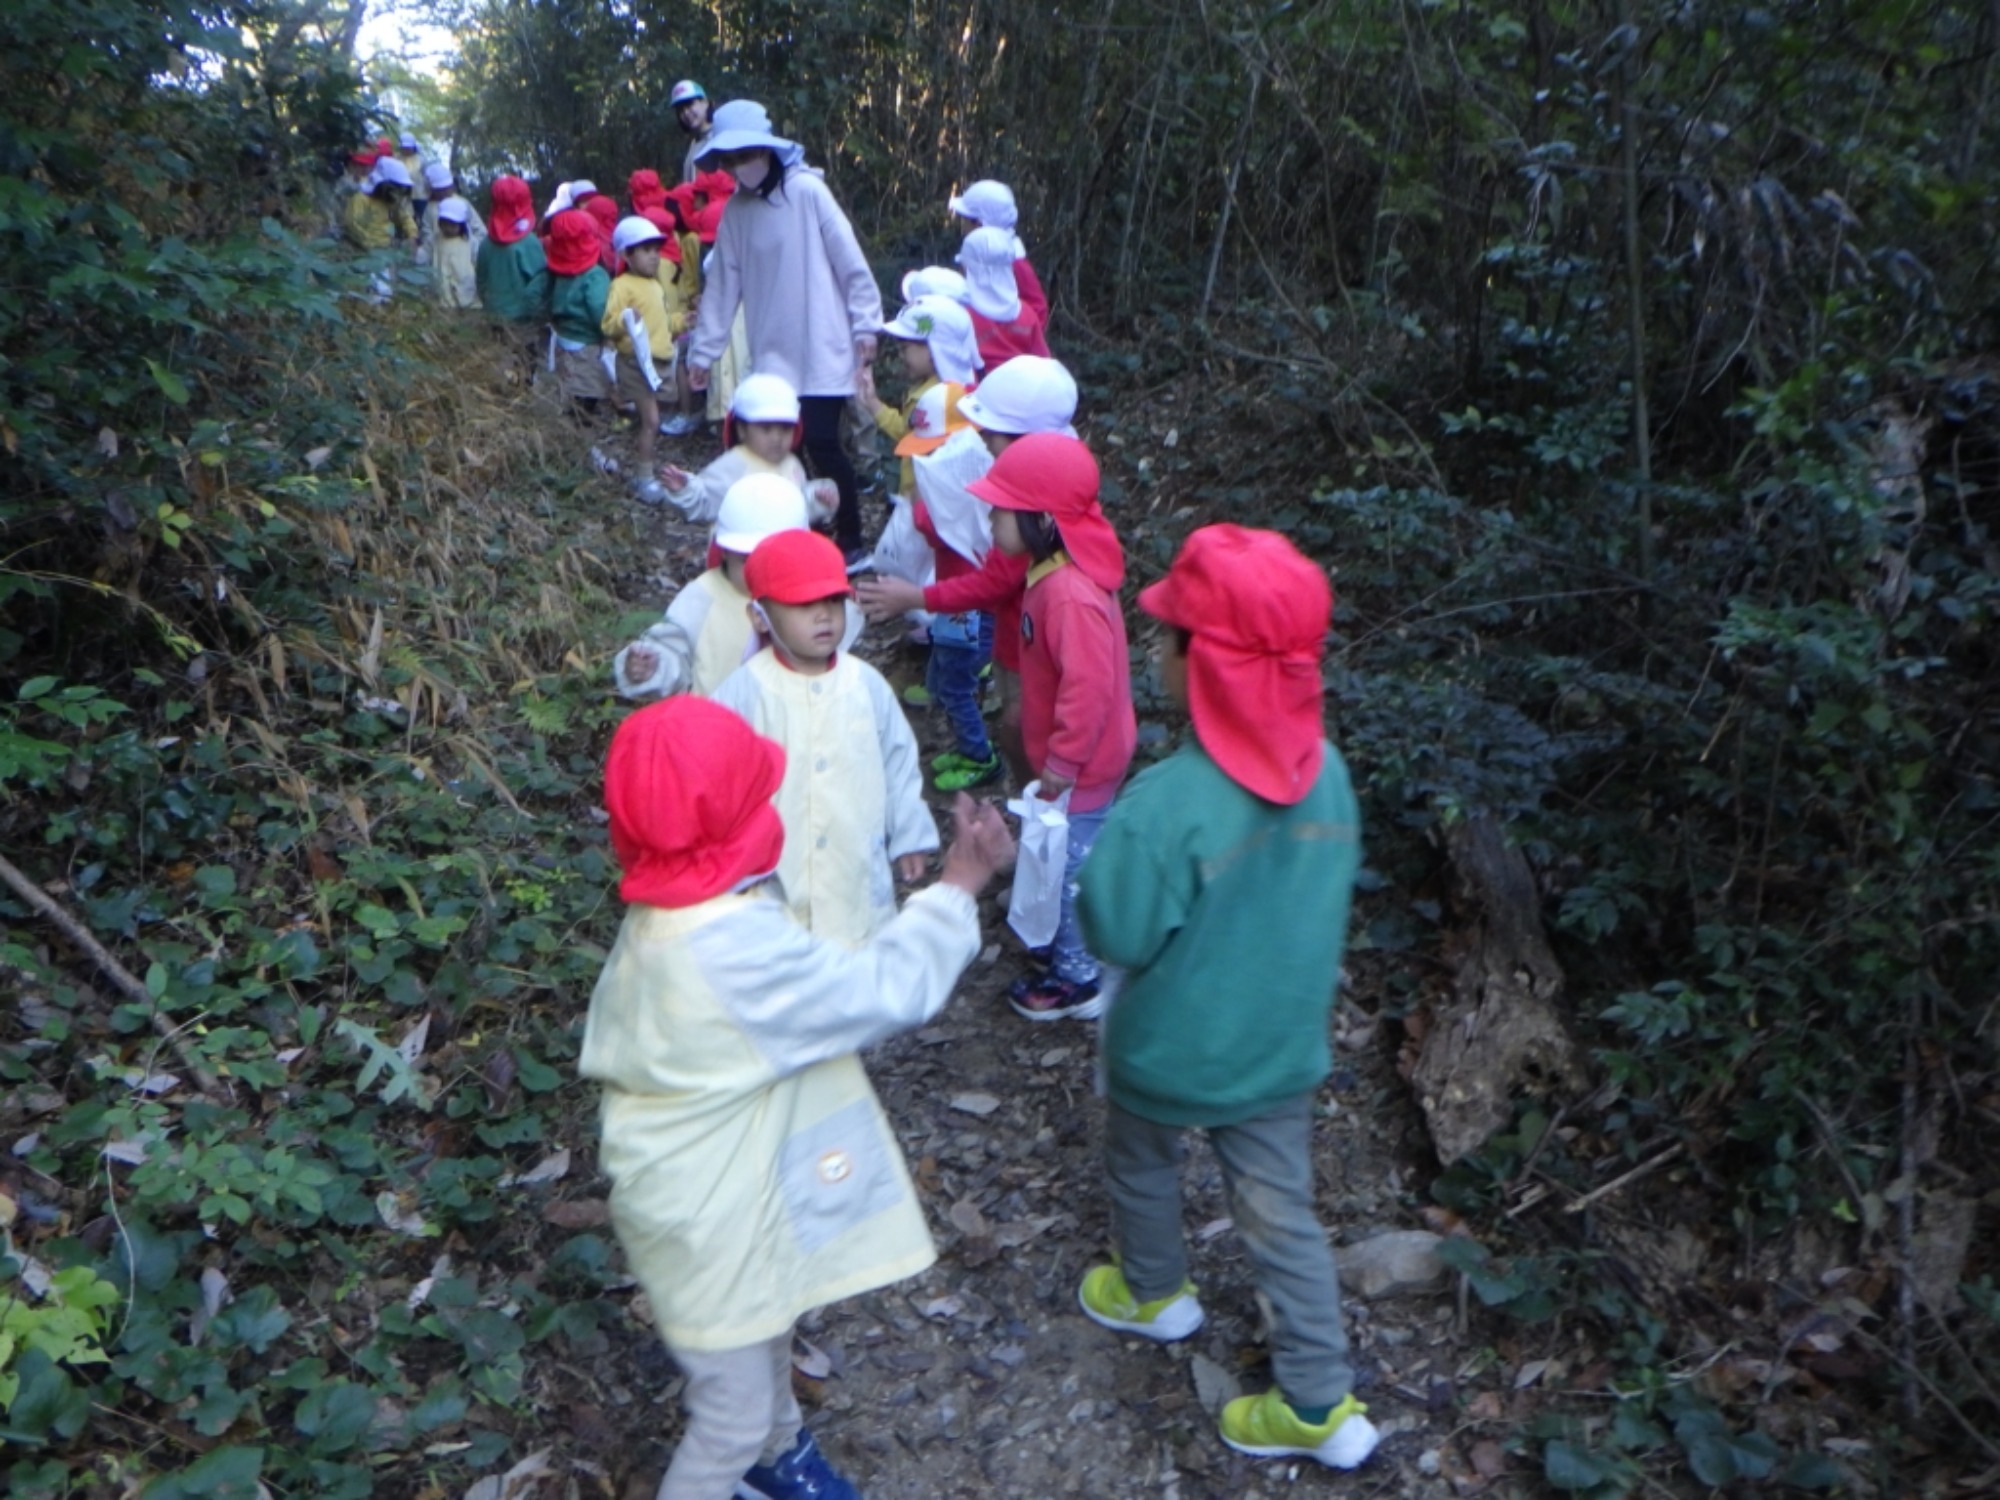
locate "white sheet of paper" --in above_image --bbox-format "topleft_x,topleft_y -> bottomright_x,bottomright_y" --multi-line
623,309 -> 661,391
913,425 -> 994,565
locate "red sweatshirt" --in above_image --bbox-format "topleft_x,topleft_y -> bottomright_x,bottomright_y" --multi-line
1014,256 -> 1049,328
1018,555 -> 1135,812
970,304 -> 1051,370
924,547 -> 1029,671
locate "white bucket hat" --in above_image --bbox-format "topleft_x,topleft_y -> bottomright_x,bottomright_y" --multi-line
883,295 -> 983,386
696,101 -> 807,169
956,356 -> 1078,436
714,473 -> 809,553
370,157 -> 413,190
611,215 -> 667,254
955,226 -> 1021,323
399,132 -> 419,150
435,196 -> 472,225
901,266 -> 970,306
948,180 -> 1018,231
423,162 -> 454,192
731,372 -> 802,424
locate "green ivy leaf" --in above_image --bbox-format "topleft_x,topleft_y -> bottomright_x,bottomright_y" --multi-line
294,1378 -> 376,1455
0,1350 -> 92,1445
145,358 -> 191,406
141,1443 -> 265,1499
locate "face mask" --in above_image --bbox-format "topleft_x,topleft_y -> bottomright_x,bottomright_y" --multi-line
732,156 -> 771,191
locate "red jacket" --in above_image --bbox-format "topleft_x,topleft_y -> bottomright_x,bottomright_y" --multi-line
1017,557 -> 1135,812
1014,256 -> 1049,328
970,304 -> 1051,370
924,547 -> 1028,671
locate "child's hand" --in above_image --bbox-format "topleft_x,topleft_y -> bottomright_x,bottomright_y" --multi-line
1036,770 -> 1074,800
659,465 -> 691,491
854,575 -> 925,621
895,851 -> 929,883
940,793 -> 1016,894
688,363 -> 710,391
625,645 -> 659,685
855,366 -> 882,414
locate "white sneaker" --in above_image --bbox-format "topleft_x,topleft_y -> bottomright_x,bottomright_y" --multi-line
658,413 -> 702,436
633,478 -> 669,506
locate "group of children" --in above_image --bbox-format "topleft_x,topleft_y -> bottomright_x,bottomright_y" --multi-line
347,104 -> 1378,1500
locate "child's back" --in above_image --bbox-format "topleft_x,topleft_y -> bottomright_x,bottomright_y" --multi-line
475,177 -> 549,321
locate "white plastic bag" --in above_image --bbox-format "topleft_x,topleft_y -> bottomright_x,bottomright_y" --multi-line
913,425 -> 995,565
872,494 -> 936,587
1006,782 -> 1071,948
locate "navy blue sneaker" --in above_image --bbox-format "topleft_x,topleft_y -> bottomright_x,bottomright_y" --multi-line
734,1430 -> 861,1500
1008,973 -> 1104,1022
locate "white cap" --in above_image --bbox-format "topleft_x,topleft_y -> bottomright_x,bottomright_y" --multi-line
570,178 -> 599,200
731,372 -> 801,424
957,356 -> 1078,436
948,179 -> 1018,231
370,157 -> 413,189
900,265 -> 970,306
612,215 -> 667,253
714,473 -> 809,553
670,79 -> 707,107
435,196 -> 471,225
883,295 -> 982,386
423,162 -> 454,191
399,132 -> 418,150
955,226 -> 1022,322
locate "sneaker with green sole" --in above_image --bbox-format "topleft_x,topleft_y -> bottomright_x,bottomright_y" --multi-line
1219,1390 -> 1379,1470
934,753 -> 1003,792
930,749 -> 978,773
901,683 -> 933,708
1076,1265 -> 1205,1342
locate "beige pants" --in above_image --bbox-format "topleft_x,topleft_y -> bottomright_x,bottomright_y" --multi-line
657,1331 -> 802,1500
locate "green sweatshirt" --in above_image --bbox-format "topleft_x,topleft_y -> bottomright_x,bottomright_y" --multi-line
1077,740 -> 1361,1128
475,234 -> 550,322
550,265 -> 611,346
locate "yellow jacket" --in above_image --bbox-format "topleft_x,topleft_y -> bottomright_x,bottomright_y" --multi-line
602,272 -> 675,357
345,190 -> 416,251
710,651 -> 938,945
582,883 -> 978,1351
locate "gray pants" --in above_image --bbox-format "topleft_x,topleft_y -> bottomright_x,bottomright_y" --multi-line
657,1331 -> 801,1500
1104,1093 -> 1355,1409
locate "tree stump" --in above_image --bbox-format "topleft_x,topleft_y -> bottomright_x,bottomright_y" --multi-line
1412,815 -> 1584,1164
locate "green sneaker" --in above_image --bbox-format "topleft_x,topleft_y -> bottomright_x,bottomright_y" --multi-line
1218,1390 -> 1379,1470
1076,1264 -> 1204,1342
930,749 -> 978,773
934,753 -> 1003,792
901,683 -> 933,709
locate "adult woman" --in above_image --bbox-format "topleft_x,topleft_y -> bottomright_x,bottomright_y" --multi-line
686,101 -> 883,569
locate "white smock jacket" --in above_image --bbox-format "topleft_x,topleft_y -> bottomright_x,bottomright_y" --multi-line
666,447 -> 818,528
711,651 -> 937,945
581,881 -> 979,1351
614,568 -> 868,701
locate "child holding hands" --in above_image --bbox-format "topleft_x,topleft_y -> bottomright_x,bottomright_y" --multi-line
712,530 -> 937,946
582,694 -> 1015,1500
965,433 -> 1136,1019
654,373 -> 835,527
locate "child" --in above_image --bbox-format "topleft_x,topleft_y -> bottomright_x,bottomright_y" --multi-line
957,226 -> 1050,370
1072,525 -> 1379,1474
857,293 -> 982,504
543,209 -> 611,412
965,433 -> 1135,1019
613,473 -> 824,701
602,216 -> 676,502
581,694 -> 1015,1500
854,355 -> 1080,785
711,530 -> 938,946
901,265 -> 969,307
475,175 -> 550,338
582,193 -> 621,275
344,156 -> 417,252
656,372 -> 836,527
949,178 -> 1048,327
430,198 -> 480,308
395,132 -> 428,219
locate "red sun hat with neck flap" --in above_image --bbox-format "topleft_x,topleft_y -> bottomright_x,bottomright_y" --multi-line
488,175 -> 535,244
966,432 -> 1124,593
1140,524 -> 1333,805
544,210 -> 600,276
604,697 -> 787,907
745,529 -> 854,605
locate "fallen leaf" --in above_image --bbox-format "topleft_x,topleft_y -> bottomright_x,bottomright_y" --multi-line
398,1015 -> 431,1067
97,427 -> 119,459
499,1148 -> 570,1188
306,845 -> 345,882
461,1448 -> 553,1500
0,1192 -> 15,1230
990,1216 -> 1059,1249
121,1071 -> 180,1096
1514,1358 -> 1551,1389
377,1190 -> 438,1238
102,1138 -> 151,1166
916,1294 -> 965,1321
1466,1390 -> 1505,1421
950,1092 -> 1000,1116
408,1253 -> 453,1310
1195,1216 -> 1234,1242
304,446 -> 334,470
792,1336 -> 833,1379
542,1198 -> 609,1229
948,1199 -> 991,1238
1470,1439 -> 1510,1479
189,1267 -> 233,1346
1190,1353 -> 1243,1415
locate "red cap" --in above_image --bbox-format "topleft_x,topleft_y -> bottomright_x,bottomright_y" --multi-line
545,210 -> 601,276
745,530 -> 853,605
967,433 -> 1124,592
488,175 -> 535,245
1139,524 -> 1332,805
374,137 -> 395,156
604,698 -> 786,907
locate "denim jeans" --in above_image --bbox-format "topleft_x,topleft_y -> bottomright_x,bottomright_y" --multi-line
1103,1094 -> 1356,1410
1050,799 -> 1111,984
926,610 -> 994,761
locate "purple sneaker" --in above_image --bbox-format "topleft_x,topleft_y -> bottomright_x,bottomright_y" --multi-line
733,1429 -> 862,1500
